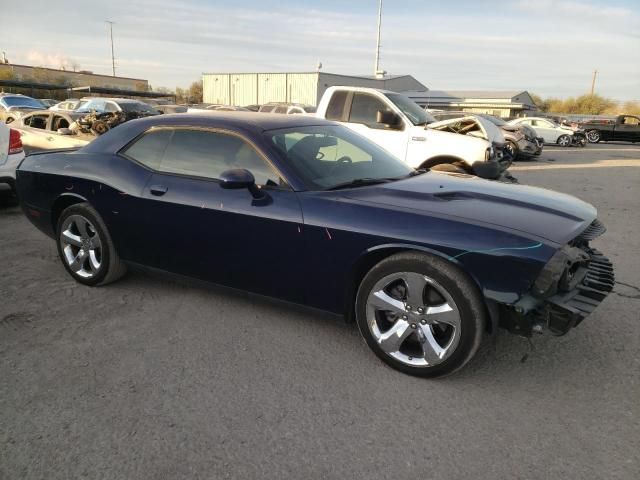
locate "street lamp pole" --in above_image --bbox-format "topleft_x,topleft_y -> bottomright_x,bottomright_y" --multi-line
106,20 -> 116,76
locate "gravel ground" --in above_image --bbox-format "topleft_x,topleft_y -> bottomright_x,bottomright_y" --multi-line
1,143 -> 639,479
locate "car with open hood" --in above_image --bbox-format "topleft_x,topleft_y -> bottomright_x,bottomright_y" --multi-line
15,113 -> 614,377
432,111 -> 543,159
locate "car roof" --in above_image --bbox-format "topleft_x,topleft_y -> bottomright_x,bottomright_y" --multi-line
81,97 -> 147,104
82,112 -> 337,155
126,112 -> 333,132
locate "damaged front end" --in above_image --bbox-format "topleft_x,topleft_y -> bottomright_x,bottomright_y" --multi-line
500,219 -> 614,336
73,111 -> 127,136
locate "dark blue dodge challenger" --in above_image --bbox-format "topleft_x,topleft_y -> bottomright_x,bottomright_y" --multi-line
16,113 -> 614,377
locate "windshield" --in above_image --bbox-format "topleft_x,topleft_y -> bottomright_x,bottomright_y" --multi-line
119,102 -> 158,113
266,125 -> 413,190
385,93 -> 435,126
2,96 -> 44,109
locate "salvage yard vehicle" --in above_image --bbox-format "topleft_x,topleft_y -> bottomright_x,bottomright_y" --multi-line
74,98 -> 160,135
38,98 -> 57,108
0,93 -> 45,124
509,117 -> 580,147
259,102 -> 317,114
0,122 -> 25,193
316,87 -> 511,180
15,113 -> 614,377
581,115 -> 640,143
11,111 -> 92,150
49,99 -> 88,112
432,111 -> 543,160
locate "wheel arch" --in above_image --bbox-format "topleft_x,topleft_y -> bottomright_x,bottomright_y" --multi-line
51,193 -> 89,233
344,243 -> 493,332
420,156 -> 471,172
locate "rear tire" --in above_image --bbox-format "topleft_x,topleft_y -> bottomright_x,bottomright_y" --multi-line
355,252 -> 486,378
557,134 -> 571,147
56,203 -> 127,286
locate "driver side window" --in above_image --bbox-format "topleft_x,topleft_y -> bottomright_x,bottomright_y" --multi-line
123,129 -> 283,187
349,93 -> 392,128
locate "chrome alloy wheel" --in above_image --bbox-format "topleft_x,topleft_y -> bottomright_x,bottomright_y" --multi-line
59,214 -> 103,279
586,130 -> 600,143
366,272 -> 462,367
558,135 -> 571,147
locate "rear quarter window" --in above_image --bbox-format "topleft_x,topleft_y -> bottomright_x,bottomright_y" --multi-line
122,129 -> 173,170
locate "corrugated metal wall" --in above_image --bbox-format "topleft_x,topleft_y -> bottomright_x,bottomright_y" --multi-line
286,73 -> 318,105
203,73 -> 320,106
203,74 -> 230,104
202,72 -> 428,106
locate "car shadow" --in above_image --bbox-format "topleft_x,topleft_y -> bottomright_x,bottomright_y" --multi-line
0,186 -> 19,210
117,265 -> 605,385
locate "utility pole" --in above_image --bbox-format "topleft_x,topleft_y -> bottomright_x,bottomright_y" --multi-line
590,69 -> 598,95
106,20 -> 116,76
374,0 -> 383,78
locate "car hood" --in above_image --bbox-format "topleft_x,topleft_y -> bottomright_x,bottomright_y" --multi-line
342,172 -> 596,245
428,115 -> 504,143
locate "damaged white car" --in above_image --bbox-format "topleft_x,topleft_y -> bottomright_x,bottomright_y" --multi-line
316,86 -> 511,181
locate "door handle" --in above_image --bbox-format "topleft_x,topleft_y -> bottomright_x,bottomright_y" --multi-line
150,185 -> 168,196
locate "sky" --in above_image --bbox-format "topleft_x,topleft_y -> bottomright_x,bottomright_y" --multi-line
2,0 -> 639,100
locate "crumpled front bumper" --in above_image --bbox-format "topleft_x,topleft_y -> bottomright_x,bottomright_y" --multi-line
544,249 -> 614,334
500,220 -> 614,336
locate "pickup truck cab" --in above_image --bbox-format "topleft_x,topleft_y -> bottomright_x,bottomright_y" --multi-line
582,115 -> 640,143
316,87 -> 508,180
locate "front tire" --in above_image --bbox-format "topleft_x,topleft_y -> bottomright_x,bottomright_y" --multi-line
56,203 -> 126,286
505,140 -> 519,159
355,252 -> 486,378
586,129 -> 601,143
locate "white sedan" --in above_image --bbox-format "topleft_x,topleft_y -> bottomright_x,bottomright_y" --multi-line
0,122 -> 25,194
508,117 -> 575,146
10,111 -> 92,150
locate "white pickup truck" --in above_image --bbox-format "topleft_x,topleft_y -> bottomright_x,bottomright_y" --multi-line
316,86 -> 510,180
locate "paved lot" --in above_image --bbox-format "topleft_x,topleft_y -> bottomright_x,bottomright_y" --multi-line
1,143 -> 639,479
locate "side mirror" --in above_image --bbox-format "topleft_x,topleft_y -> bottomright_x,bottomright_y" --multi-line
376,110 -> 401,129
219,168 -> 255,189
57,128 -> 73,135
219,168 -> 269,202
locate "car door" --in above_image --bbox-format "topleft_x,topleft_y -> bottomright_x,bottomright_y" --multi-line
531,119 -> 558,143
615,116 -> 640,142
50,114 -> 87,148
18,112 -> 53,149
341,92 -> 409,161
124,127 -> 306,304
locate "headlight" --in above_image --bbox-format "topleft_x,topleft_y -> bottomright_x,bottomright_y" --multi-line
532,245 -> 590,298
